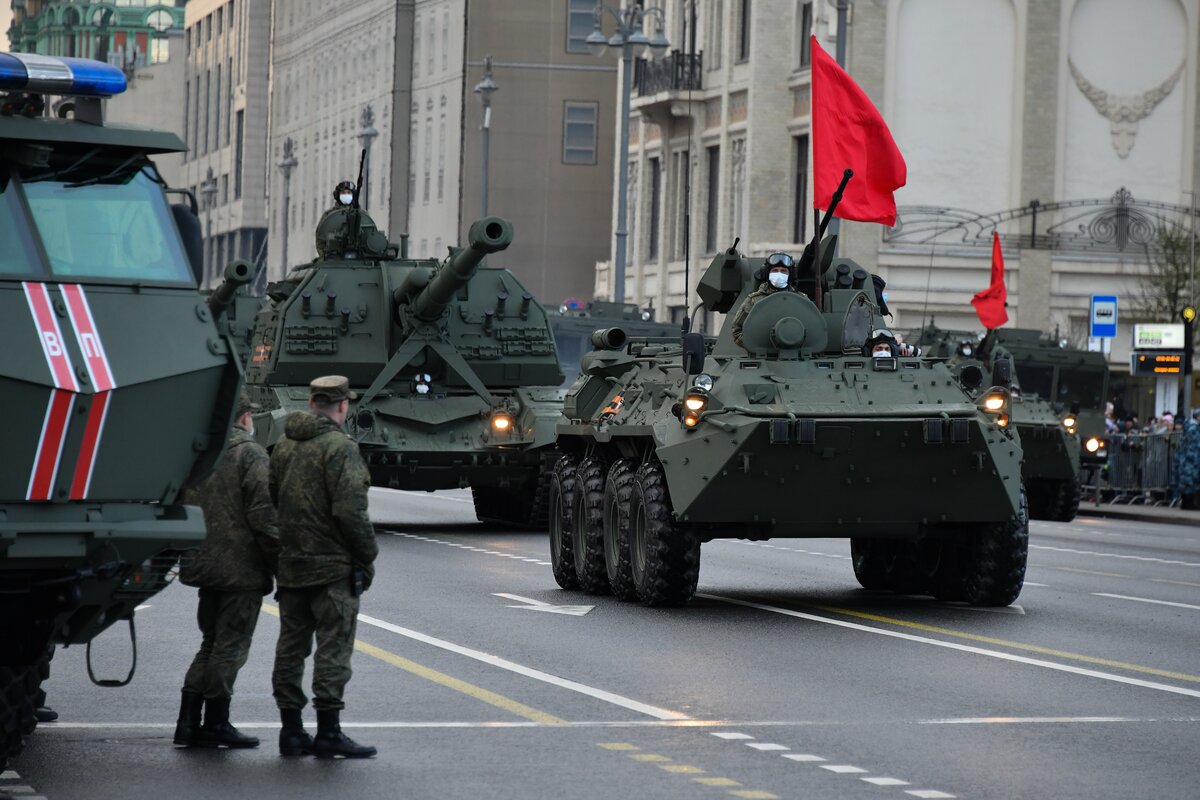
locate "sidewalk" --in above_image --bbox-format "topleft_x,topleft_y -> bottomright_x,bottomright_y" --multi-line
1076,500 -> 1200,525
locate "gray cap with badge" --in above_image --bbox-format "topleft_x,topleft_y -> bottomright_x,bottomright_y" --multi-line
309,375 -> 358,403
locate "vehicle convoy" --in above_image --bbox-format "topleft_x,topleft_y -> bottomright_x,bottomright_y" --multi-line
243,204 -> 565,526
920,326 -> 1083,521
550,240 -> 1027,607
0,54 -> 247,768
547,300 -> 678,388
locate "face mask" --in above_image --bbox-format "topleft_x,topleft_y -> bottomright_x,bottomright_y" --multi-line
872,349 -> 891,358
960,346 -> 972,357
247,424 -> 256,437
339,193 -> 354,205
768,272 -> 789,289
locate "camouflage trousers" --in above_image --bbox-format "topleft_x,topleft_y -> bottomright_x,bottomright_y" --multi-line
272,580 -> 360,712
182,588 -> 263,699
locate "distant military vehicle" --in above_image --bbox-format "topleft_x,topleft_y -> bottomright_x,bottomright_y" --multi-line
547,300 -> 677,388
551,237 -> 1027,608
0,54 -> 246,768
920,326 -> 1082,521
243,204 -> 564,526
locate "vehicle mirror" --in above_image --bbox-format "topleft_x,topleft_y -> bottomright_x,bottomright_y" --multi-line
172,203 -> 203,284
682,332 -> 706,375
1069,401 -> 1081,416
993,356 -> 1013,388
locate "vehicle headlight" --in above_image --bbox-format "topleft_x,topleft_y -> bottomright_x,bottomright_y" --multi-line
491,411 -> 513,432
684,392 -> 708,413
692,373 -> 714,392
1085,436 -> 1101,453
682,411 -> 701,429
1063,415 -> 1077,429
996,413 -> 1010,428
983,390 -> 1007,412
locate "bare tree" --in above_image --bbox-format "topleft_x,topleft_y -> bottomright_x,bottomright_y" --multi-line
1136,222 -> 1196,323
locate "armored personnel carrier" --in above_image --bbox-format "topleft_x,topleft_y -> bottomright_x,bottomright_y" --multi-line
0,54 -> 247,767
244,208 -> 564,526
547,300 -> 677,388
551,241 -> 1027,607
920,326 -> 1082,521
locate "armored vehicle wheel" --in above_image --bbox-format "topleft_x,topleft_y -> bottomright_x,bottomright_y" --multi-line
962,490 -> 1029,607
0,652 -> 50,772
603,459 -> 638,601
628,461 -> 701,607
549,455 -> 580,590
850,538 -> 889,590
919,537 -> 966,601
572,456 -> 611,594
1046,475 -> 1082,522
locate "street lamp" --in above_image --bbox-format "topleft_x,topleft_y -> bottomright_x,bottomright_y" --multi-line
199,166 -> 218,286
357,105 -> 378,211
473,55 -> 498,218
587,2 -> 669,304
277,137 -> 298,276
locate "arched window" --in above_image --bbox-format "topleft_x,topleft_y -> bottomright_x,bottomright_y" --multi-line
147,9 -> 173,32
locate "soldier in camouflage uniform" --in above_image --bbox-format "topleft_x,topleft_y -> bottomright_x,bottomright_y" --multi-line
730,252 -> 797,348
271,375 -> 379,759
174,390 -> 279,749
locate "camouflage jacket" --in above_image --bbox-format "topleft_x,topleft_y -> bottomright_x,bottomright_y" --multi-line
180,428 -> 279,594
270,412 -> 378,589
730,284 -> 787,347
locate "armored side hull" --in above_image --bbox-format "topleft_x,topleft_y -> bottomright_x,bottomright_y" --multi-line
1013,399 -> 1082,521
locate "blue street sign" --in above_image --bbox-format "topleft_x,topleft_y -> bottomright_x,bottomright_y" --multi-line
1090,295 -> 1118,338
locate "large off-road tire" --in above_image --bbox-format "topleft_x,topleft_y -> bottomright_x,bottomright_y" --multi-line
628,460 -> 701,607
919,537 -> 966,602
548,455 -> 580,590
572,456 -> 611,594
603,459 -> 638,600
962,490 -> 1029,607
1046,475 -> 1082,522
524,450 -> 558,529
850,538 -> 889,590
0,652 -> 50,772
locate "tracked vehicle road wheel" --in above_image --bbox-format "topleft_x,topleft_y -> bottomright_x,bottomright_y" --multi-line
548,455 -> 580,590
603,459 -> 638,600
962,490 -> 1029,607
0,652 -> 50,772
629,461 -> 700,607
572,456 -> 611,594
1047,475 -> 1082,522
850,538 -> 889,591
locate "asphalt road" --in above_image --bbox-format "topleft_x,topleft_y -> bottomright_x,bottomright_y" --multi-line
7,489 -> 1199,800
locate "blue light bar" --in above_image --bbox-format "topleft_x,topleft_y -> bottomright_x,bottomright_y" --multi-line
0,52 -> 126,97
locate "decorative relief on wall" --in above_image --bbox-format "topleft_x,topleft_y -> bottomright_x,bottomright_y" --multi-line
1068,57 -> 1184,158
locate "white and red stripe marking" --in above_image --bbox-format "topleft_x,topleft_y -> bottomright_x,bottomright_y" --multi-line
23,281 -> 79,392
27,389 -> 75,501
69,390 -> 111,500
60,284 -> 116,391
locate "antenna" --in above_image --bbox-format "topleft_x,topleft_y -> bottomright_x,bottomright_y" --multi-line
682,0 -> 697,336
918,210 -> 942,334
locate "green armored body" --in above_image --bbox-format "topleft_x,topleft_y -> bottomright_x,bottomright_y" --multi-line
0,54 -> 247,767
244,205 -> 565,526
547,300 -> 678,388
920,326 -> 1083,521
552,241 -> 1027,607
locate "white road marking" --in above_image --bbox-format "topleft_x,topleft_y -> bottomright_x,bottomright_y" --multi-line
395,532 -> 548,568
745,742 -> 789,751
356,612 -> 689,720
1029,544 -> 1200,568
725,540 -> 851,561
820,765 -> 868,774
711,732 -> 755,740
701,594 -> 1200,699
1093,593 -> 1200,611
0,771 -> 18,779
863,777 -> 911,786
906,791 -> 956,799
781,754 -> 826,762
4,787 -> 35,794
947,604 -> 1026,615
493,592 -> 594,616
1023,582 -> 1049,587
134,604 -> 151,612
387,490 -> 475,504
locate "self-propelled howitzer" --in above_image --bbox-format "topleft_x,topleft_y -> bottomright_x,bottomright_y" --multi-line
244,213 -> 565,526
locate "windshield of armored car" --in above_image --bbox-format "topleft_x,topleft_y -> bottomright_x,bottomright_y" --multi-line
0,166 -> 192,284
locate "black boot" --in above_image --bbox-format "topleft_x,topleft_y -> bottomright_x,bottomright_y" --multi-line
312,709 -> 376,759
35,706 -> 58,723
173,691 -> 205,747
197,696 -> 260,749
278,708 -> 314,757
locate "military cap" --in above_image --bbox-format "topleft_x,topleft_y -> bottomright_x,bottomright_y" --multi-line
235,388 -> 261,417
310,375 -> 357,403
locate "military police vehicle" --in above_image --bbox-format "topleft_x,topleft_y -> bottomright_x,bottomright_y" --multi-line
0,53 -> 246,768
551,239 -> 1027,607
243,205 -> 565,526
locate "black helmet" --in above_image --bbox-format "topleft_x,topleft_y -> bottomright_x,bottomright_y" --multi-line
334,181 -> 355,202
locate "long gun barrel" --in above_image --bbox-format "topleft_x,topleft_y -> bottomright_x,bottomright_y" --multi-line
207,260 -> 255,321
411,216 -> 514,322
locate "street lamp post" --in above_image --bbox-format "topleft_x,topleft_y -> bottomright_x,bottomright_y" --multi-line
277,137 -> 298,276
473,56 -> 498,218
199,166 -> 218,286
586,3 -> 669,304
357,105 -> 378,211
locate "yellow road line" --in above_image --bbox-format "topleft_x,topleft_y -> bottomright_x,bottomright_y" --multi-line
660,765 -> 705,774
630,753 -> 671,762
729,791 -> 780,800
694,777 -> 741,787
1152,578 -> 1200,588
261,604 -> 564,724
809,604 -> 1200,684
598,742 -> 640,751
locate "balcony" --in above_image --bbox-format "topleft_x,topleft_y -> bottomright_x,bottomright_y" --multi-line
634,51 -> 703,97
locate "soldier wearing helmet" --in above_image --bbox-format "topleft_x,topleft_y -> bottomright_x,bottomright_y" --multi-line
731,252 -> 796,348
314,181 -> 358,258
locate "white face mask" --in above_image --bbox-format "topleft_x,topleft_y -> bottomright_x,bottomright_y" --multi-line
960,346 -> 972,357
339,193 -> 354,206
768,272 -> 789,289
872,349 -> 892,358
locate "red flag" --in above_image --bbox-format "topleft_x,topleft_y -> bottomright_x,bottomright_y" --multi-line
971,232 -> 1009,329
811,36 -> 907,226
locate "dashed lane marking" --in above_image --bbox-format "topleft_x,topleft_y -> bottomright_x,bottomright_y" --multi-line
1093,592 -> 1200,611
1047,566 -> 1133,579
820,765 -> 868,774
394,532 -> 552,565
745,742 -> 789,751
694,778 -> 741,787
864,777 -> 912,786
598,744 -> 774,797
711,731 -> 754,740
1028,544 -> 1200,568
629,753 -> 671,762
660,764 -> 706,774
704,595 -> 1200,697
782,754 -> 826,762
906,791 -> 957,799
728,791 -> 780,799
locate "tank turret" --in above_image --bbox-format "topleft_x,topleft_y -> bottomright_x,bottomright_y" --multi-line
408,217 -> 513,322
207,260 -> 255,321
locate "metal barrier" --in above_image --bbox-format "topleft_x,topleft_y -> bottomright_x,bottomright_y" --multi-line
1086,431 -> 1184,506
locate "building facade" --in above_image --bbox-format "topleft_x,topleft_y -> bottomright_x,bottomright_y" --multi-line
182,0 -> 270,286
